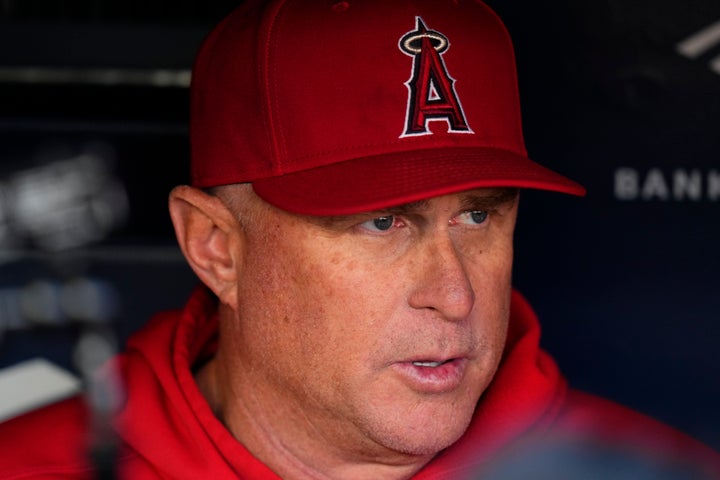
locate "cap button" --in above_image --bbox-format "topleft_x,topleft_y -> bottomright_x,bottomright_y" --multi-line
332,1 -> 350,13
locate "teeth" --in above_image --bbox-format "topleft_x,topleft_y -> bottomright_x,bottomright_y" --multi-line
413,361 -> 444,367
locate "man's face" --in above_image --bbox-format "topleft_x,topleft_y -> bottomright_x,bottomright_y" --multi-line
227,187 -> 518,463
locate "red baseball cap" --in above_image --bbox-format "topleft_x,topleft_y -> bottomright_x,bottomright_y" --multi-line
190,0 -> 585,215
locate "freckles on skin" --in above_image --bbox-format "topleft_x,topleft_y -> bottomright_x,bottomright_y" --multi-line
224,189 -> 518,466
238,218 -> 359,369
327,255 -> 503,455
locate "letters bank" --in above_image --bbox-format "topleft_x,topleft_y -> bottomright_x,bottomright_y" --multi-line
615,167 -> 720,201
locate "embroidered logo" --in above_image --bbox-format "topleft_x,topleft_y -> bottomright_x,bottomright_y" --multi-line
399,17 -> 472,137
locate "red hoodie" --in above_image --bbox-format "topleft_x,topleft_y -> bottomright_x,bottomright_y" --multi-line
0,287 -> 717,479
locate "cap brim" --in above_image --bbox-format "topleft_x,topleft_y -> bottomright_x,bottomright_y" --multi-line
252,147 -> 585,215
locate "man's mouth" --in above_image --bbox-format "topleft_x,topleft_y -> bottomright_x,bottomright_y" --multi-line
412,360 -> 450,368
394,357 -> 468,393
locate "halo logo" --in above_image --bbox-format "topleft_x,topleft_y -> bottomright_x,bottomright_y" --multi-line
676,18 -> 720,75
399,17 -> 472,138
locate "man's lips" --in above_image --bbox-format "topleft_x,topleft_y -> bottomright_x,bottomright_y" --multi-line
411,360 -> 451,368
391,357 -> 468,394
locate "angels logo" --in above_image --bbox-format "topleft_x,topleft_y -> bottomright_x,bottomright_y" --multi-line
399,17 -> 472,137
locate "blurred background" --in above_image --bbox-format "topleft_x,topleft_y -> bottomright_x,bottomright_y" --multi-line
0,0 -> 718,451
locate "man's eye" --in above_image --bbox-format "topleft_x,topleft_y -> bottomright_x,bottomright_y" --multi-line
360,216 -> 396,232
456,210 -> 489,225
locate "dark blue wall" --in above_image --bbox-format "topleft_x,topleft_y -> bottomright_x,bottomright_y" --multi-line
487,0 -> 720,449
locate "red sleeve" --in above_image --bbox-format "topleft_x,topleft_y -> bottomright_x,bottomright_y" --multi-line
0,396 -> 96,479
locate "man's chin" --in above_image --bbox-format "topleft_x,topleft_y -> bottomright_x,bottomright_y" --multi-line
368,406 -> 475,458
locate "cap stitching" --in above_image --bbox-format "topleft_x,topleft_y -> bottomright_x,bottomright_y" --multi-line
277,139 -> 527,170
259,0 -> 291,176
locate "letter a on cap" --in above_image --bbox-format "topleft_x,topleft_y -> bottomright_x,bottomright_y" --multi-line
399,17 -> 472,137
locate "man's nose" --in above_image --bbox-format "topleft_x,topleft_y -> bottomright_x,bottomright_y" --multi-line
407,233 -> 475,321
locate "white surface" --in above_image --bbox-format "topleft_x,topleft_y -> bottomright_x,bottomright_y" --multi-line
0,358 -> 81,422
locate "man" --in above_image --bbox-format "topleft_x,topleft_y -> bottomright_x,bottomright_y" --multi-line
1,0 -> 718,478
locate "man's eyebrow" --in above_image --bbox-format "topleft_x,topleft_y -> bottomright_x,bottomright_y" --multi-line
311,201 -> 428,229
385,198 -> 431,216
459,188 -> 519,211
311,188 -> 518,228
384,189 -> 519,215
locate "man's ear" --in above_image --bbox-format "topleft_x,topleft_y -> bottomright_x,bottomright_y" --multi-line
168,185 -> 241,310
